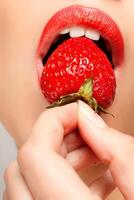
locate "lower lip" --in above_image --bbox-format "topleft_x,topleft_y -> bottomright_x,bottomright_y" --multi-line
36,5 -> 124,78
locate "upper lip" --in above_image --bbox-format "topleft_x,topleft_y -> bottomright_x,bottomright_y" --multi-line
36,5 -> 124,76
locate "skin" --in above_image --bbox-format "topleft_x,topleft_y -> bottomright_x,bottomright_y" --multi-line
3,102 -> 134,200
0,0 -> 134,199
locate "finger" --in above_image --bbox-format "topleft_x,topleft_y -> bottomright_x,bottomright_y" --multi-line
18,103 -> 99,200
3,191 -> 9,200
89,171 -> 116,199
62,131 -> 84,154
28,103 -> 78,152
4,160 -> 33,200
78,101 -> 134,198
66,146 -> 99,171
63,131 -> 100,172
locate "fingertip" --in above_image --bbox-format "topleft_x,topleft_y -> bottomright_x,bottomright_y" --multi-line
78,101 -> 112,164
78,100 -> 106,128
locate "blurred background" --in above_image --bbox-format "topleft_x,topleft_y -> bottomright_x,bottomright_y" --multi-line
0,124 -> 16,199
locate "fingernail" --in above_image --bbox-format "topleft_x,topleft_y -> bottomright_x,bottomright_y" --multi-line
78,101 -> 106,128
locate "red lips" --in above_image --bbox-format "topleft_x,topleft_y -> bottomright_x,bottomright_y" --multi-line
36,5 -> 124,78
36,5 -> 124,110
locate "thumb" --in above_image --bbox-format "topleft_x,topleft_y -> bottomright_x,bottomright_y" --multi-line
78,100 -> 118,163
78,100 -> 133,163
78,101 -> 134,199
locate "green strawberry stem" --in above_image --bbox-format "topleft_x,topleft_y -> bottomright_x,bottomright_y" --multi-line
47,78 -> 114,117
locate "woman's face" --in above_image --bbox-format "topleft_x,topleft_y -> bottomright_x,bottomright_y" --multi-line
0,0 -> 134,145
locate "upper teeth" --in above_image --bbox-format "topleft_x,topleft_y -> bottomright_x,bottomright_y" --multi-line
60,26 -> 100,41
70,26 -> 85,38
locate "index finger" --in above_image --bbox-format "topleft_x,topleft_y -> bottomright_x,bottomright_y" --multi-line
29,102 -> 78,151
17,103 -> 96,200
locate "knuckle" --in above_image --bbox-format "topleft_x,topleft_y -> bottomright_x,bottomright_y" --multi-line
17,142 -> 40,170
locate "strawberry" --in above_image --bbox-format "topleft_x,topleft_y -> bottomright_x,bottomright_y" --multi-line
40,37 -> 116,111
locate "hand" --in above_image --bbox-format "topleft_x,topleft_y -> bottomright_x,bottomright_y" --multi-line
4,101 -> 134,200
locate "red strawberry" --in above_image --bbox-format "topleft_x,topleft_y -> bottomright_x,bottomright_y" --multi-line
40,37 -> 116,110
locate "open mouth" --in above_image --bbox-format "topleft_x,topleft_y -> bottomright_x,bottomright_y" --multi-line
36,5 -> 124,77
36,5 -> 124,109
42,27 -> 113,68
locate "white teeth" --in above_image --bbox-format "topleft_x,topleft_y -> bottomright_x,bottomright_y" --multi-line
60,26 -> 100,41
60,28 -> 70,34
85,28 -> 100,41
69,26 -> 85,38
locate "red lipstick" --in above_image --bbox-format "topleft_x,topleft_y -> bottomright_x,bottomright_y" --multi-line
36,5 -> 124,78
36,5 -> 125,109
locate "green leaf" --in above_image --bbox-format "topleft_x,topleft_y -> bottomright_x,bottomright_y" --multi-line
46,78 -> 114,118
47,93 -> 80,108
78,78 -> 93,101
98,105 -> 115,117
